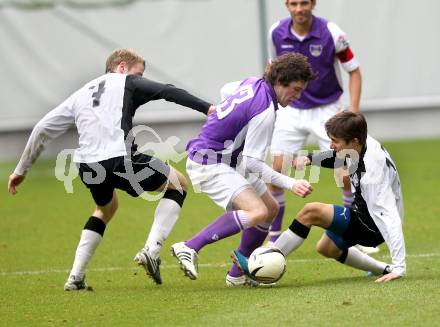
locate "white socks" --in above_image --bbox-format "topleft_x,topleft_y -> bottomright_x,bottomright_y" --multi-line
274,229 -> 306,257
145,198 -> 181,259
69,229 -> 102,278
343,246 -> 387,274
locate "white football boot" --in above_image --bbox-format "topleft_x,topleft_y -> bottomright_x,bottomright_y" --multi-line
171,242 -> 198,280
225,274 -> 275,287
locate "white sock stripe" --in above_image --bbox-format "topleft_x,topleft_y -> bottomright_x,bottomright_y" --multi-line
236,210 -> 250,230
269,231 -> 282,236
259,221 -> 271,229
232,211 -> 244,230
255,225 -> 269,232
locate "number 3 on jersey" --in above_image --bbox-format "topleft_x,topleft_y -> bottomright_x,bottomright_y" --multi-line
216,84 -> 254,119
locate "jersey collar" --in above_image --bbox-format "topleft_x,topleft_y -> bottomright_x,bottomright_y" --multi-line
286,15 -> 322,41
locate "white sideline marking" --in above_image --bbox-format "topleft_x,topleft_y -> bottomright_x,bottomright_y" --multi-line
1,252 -> 439,277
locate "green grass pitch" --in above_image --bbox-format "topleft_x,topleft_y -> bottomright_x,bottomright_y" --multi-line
1,139 -> 440,326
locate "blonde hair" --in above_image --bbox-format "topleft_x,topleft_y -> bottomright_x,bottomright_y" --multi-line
105,48 -> 145,73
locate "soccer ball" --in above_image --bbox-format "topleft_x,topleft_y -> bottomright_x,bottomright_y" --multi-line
248,247 -> 286,284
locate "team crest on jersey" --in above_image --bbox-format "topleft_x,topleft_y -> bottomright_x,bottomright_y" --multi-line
309,44 -> 323,57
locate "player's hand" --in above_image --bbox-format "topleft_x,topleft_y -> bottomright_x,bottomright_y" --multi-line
375,272 -> 401,283
207,106 -> 216,116
293,156 -> 311,170
8,173 -> 25,195
291,179 -> 313,198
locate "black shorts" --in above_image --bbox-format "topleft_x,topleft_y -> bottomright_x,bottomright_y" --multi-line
326,205 -> 384,249
78,153 -> 170,206
343,208 -> 385,247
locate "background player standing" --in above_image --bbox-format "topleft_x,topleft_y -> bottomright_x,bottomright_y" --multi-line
267,0 -> 378,254
7,48 -> 213,290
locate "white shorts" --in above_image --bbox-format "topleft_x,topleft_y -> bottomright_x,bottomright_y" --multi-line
186,158 -> 267,211
270,100 -> 344,156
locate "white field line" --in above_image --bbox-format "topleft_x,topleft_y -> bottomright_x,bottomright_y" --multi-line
1,252 -> 439,277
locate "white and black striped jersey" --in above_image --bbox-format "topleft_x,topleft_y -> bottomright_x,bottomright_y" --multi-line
309,136 -> 406,276
14,73 -> 211,176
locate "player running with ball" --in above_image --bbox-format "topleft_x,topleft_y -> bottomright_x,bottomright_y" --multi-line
171,52 -> 315,286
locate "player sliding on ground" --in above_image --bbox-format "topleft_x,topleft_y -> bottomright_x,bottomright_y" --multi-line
269,111 -> 405,283
7,48 -> 214,290
171,53 -> 315,286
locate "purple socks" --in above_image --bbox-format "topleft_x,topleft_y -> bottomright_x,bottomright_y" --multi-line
185,211 -> 247,253
228,224 -> 269,277
269,190 -> 285,243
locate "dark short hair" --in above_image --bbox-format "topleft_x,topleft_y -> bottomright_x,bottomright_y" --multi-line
263,52 -> 316,86
325,111 -> 368,145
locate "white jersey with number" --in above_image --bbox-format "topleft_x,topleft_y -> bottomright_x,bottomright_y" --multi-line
14,73 -> 210,176
73,74 -> 128,163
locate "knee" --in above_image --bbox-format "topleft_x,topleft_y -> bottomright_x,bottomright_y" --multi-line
267,198 -> 280,221
297,202 -> 323,226
249,205 -> 270,226
168,169 -> 188,192
177,171 -> 188,192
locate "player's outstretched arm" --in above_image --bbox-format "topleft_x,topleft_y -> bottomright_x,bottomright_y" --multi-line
243,155 -> 313,198
11,98 -> 75,180
8,174 -> 25,195
131,76 -> 212,115
307,150 -> 344,169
